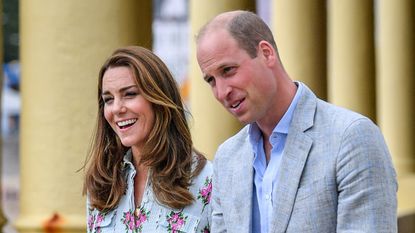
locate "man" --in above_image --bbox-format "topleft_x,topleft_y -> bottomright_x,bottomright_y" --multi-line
196,10 -> 397,233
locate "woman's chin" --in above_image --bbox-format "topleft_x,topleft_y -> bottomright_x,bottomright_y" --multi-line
119,139 -> 134,147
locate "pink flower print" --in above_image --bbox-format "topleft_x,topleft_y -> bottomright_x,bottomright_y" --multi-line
172,213 -> 179,222
139,213 -> 147,222
87,214 -> 94,232
166,210 -> 188,233
198,177 -> 212,212
201,223 -> 210,233
96,214 -> 104,224
87,209 -> 106,233
136,206 -> 150,228
121,206 -> 150,232
177,217 -> 184,226
129,221 -> 135,230
123,211 -> 132,227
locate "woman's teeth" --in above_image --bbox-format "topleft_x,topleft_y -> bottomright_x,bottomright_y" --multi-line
117,119 -> 137,127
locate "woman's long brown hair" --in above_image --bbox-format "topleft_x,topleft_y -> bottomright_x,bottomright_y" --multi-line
83,46 -> 206,212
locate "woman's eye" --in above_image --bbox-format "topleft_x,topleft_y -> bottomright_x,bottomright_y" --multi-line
125,92 -> 137,97
102,97 -> 113,104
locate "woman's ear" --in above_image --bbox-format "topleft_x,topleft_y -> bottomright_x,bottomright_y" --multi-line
258,41 -> 277,66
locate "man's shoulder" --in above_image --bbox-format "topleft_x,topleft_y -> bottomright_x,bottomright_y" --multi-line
220,125 -> 249,147
315,98 -> 373,128
295,82 -> 373,132
214,125 -> 250,160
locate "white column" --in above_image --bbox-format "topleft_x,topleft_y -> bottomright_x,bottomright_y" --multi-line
16,0 -> 152,232
376,0 -> 415,175
272,0 -> 327,99
328,0 -> 376,121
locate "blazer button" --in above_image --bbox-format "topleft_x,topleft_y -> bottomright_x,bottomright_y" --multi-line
265,194 -> 271,200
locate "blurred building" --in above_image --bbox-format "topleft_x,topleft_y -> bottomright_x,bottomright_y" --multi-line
153,0 -> 190,100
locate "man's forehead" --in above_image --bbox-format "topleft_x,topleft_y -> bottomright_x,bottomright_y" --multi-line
198,27 -> 228,44
197,29 -> 237,56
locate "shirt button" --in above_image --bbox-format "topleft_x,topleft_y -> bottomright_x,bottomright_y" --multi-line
265,194 -> 270,200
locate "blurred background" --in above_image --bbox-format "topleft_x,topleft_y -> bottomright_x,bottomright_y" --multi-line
0,0 -> 414,232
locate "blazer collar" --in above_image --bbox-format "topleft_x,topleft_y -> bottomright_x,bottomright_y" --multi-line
290,82 -> 316,133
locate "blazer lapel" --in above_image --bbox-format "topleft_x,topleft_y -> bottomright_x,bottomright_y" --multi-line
270,84 -> 316,233
229,143 -> 254,233
270,132 -> 312,233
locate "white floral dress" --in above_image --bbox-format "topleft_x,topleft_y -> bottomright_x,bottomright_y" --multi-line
87,150 -> 212,233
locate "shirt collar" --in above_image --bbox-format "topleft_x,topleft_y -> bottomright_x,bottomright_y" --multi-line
248,122 -> 261,150
248,81 -> 303,146
122,149 -> 134,169
274,81 -> 303,134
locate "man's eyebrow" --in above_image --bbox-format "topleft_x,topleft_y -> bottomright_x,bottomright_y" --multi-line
202,63 -> 231,81
101,85 -> 137,95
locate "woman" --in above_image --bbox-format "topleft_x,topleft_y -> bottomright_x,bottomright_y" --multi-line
83,46 -> 212,232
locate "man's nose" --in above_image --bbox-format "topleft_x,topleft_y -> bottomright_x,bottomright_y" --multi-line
215,79 -> 231,102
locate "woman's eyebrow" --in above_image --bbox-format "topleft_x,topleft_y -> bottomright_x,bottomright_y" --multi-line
101,84 -> 137,95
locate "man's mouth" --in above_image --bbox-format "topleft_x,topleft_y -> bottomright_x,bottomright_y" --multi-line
231,102 -> 241,109
230,98 -> 244,109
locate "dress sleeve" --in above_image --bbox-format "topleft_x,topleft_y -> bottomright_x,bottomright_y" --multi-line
195,161 -> 213,233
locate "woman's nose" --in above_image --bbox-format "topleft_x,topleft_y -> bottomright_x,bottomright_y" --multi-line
112,99 -> 126,114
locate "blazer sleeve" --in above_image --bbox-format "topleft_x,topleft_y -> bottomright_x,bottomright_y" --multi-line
211,153 -> 227,233
336,118 -> 398,232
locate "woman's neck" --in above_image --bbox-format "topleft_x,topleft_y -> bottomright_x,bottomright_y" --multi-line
132,149 -> 149,208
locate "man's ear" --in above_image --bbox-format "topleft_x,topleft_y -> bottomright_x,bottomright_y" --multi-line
258,41 -> 277,66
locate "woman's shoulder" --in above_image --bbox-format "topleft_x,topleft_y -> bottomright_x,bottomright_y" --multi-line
189,155 -> 212,198
191,152 -> 213,181
184,155 -> 212,230
194,161 -> 212,185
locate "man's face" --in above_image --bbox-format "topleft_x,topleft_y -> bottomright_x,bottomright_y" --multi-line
196,29 -> 278,124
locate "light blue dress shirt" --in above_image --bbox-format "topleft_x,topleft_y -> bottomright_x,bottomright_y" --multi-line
249,82 -> 303,233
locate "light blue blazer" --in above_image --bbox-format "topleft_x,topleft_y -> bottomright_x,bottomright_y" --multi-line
211,83 -> 397,233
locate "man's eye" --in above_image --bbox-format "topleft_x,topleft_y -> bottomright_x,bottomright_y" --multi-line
205,76 -> 215,86
223,66 -> 235,75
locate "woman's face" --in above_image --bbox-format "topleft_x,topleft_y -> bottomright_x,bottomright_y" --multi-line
101,66 -> 155,151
